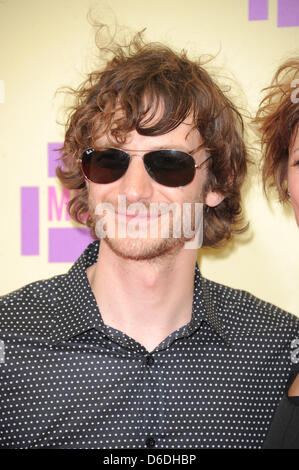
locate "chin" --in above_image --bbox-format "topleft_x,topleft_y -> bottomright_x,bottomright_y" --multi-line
102,236 -> 186,261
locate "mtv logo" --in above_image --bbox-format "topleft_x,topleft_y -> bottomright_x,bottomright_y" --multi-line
21,143 -> 94,262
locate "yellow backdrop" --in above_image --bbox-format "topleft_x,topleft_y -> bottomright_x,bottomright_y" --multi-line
0,0 -> 298,316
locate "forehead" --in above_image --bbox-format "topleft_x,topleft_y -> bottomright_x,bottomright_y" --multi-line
94,113 -> 202,150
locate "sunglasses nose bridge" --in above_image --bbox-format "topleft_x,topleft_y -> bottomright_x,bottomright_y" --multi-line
118,153 -> 155,201
125,150 -> 148,161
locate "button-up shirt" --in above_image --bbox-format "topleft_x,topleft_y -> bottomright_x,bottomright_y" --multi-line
0,240 -> 298,449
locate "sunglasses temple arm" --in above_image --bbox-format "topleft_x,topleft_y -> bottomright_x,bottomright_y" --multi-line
195,155 -> 212,170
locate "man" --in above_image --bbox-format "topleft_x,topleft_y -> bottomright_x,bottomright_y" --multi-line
1,34 -> 299,449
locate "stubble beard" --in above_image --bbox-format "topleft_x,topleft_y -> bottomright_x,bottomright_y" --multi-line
102,220 -> 186,262
88,194 -> 202,262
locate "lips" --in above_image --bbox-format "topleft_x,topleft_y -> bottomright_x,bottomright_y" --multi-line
116,211 -> 161,220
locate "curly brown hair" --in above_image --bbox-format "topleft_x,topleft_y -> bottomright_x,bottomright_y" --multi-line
254,57 -> 299,202
56,31 -> 248,247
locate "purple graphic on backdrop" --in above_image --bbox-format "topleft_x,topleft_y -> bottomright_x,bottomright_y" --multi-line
49,227 -> 93,262
249,0 -> 268,21
21,144 -> 93,262
21,187 -> 39,255
278,0 -> 299,27
249,0 -> 299,26
47,143 -> 93,262
48,187 -> 71,221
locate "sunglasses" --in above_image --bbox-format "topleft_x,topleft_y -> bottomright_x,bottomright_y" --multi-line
77,148 -> 212,188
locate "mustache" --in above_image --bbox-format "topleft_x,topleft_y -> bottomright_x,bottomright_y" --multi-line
96,201 -> 183,216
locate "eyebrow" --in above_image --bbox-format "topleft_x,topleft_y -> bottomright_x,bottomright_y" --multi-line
95,144 -> 203,155
122,145 -> 195,153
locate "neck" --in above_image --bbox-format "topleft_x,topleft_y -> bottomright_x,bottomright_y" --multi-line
86,240 -> 198,352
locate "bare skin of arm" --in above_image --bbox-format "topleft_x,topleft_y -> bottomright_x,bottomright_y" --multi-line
288,373 -> 299,396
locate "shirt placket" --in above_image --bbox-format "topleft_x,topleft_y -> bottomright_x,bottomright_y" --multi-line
141,353 -> 165,449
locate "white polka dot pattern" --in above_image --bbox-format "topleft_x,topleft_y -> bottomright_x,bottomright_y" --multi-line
0,240 -> 298,449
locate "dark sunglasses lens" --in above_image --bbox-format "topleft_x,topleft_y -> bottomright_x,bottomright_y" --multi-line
81,149 -> 129,184
144,150 -> 195,187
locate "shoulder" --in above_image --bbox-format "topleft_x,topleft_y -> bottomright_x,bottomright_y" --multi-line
0,274 -> 64,339
202,276 -> 299,339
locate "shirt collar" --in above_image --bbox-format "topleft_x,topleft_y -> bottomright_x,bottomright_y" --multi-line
49,240 -> 230,346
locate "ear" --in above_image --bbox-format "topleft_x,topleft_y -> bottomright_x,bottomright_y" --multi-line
205,190 -> 225,208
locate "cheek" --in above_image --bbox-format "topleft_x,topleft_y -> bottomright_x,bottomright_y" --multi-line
186,175 -> 205,202
87,181 -> 117,203
288,170 -> 299,199
288,169 -> 299,222
159,184 -> 201,205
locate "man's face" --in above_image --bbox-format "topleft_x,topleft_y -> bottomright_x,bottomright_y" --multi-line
288,125 -> 299,226
85,114 -> 222,261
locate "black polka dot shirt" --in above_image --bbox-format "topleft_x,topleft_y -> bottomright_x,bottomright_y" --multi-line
0,240 -> 299,449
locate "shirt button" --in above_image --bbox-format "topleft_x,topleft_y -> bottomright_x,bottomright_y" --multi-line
145,437 -> 156,448
146,356 -> 154,366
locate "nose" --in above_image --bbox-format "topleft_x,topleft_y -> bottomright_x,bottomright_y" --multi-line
118,154 -> 154,203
